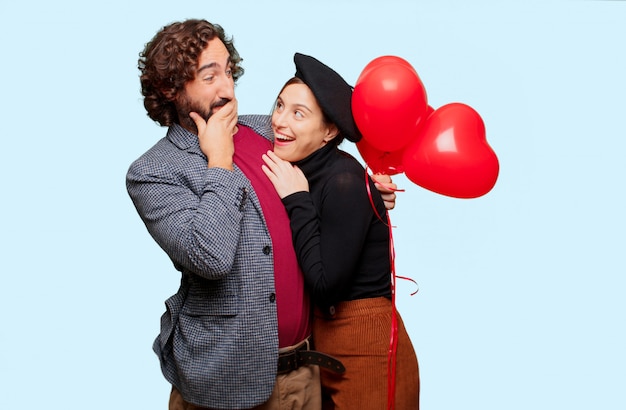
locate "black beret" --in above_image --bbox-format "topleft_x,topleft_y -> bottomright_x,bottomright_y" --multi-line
294,53 -> 362,143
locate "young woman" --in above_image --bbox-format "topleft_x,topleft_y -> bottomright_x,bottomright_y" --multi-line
262,53 -> 419,409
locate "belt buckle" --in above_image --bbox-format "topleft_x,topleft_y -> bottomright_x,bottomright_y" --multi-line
278,349 -> 298,374
291,338 -> 310,371
277,337 -> 312,374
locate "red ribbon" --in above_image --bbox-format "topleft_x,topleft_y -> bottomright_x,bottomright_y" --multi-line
387,211 -> 399,410
364,168 -> 419,410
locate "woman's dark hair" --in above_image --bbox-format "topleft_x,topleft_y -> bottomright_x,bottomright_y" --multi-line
138,19 -> 244,126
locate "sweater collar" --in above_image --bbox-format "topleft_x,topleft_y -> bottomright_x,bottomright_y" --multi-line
293,143 -> 337,179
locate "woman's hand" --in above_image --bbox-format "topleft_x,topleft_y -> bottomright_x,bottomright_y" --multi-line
371,174 -> 398,210
261,150 -> 309,199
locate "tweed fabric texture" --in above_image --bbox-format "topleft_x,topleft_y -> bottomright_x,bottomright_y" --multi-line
126,115 -> 284,409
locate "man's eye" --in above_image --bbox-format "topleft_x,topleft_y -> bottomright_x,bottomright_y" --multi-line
225,69 -> 233,77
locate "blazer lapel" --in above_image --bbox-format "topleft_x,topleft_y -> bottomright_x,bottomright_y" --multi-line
165,123 -> 265,216
167,124 -> 205,157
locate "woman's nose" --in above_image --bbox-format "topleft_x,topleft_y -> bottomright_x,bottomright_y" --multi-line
273,110 -> 287,127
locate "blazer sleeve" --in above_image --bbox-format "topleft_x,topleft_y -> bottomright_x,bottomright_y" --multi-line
126,149 -> 253,280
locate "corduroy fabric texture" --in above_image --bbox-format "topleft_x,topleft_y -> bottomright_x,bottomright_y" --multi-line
313,297 -> 420,410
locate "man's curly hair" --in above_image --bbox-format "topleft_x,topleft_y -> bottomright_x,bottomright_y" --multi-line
138,19 -> 244,126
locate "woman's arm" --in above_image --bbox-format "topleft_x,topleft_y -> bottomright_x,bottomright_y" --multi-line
282,173 -> 380,304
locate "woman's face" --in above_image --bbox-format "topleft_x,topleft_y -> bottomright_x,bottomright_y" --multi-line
271,83 -> 337,162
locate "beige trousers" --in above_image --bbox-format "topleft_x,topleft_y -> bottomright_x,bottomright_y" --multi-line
169,364 -> 321,410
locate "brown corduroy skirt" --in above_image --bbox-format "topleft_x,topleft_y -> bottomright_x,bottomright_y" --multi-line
313,297 -> 419,410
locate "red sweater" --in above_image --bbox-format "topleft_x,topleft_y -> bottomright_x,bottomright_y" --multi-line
233,125 -> 310,347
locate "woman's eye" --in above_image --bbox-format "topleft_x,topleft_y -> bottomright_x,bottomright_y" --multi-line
295,111 -> 303,118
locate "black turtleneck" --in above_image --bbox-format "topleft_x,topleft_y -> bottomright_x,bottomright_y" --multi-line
281,143 -> 392,310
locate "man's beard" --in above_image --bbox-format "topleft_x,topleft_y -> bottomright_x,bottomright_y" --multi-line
176,94 -> 230,134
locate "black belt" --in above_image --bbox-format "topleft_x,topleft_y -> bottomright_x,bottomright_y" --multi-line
277,337 -> 345,375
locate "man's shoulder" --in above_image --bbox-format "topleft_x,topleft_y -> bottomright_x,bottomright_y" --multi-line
128,136 -> 174,166
126,134 -> 199,183
130,124 -> 197,165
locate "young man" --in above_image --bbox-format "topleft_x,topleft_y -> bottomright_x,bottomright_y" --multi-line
126,19 -> 397,410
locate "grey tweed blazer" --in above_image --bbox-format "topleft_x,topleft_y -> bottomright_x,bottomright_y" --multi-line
126,115 -> 280,409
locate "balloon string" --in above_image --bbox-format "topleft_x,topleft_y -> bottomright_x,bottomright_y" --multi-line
387,210 -> 399,410
364,167 -> 420,295
365,168 -> 392,228
377,181 -> 406,193
396,275 -> 419,296
363,167 -> 419,410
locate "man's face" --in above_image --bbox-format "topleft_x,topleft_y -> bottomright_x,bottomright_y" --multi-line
176,37 -> 235,133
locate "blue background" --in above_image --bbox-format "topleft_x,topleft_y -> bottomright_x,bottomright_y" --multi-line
1,1 -> 624,408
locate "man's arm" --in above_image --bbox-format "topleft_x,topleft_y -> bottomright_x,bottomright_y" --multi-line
126,152 -> 250,279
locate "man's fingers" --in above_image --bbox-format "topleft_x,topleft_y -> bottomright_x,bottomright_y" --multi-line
189,112 -> 206,134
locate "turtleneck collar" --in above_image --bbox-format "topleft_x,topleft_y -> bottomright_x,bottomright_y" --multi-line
292,142 -> 338,180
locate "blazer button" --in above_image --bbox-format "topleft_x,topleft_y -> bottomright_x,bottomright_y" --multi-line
269,293 -> 276,303
263,245 -> 271,255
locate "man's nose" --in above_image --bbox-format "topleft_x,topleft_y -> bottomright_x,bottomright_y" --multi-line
218,75 -> 235,100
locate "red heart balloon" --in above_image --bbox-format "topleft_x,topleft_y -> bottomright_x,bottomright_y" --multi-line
355,105 -> 435,175
356,138 -> 405,175
358,55 -> 418,79
352,58 -> 428,152
402,103 -> 499,198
